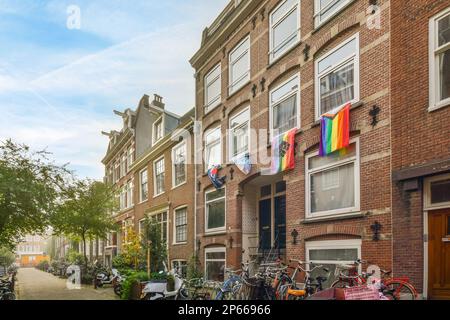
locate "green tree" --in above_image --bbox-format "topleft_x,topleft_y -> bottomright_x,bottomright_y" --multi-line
141,218 -> 167,273
0,247 -> 15,267
51,180 -> 118,268
0,140 -> 71,249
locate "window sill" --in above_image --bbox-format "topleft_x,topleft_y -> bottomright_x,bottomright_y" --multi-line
172,242 -> 188,247
429,100 -> 450,112
153,192 -> 165,199
311,0 -> 356,35
313,100 -> 364,126
172,181 -> 187,190
267,40 -> 302,70
204,230 -> 227,236
302,211 -> 367,224
227,80 -> 251,101
203,102 -> 222,118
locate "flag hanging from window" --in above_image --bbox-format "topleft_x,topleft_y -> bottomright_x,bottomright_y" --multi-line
207,165 -> 226,189
319,103 -> 350,157
233,153 -> 252,175
271,128 -> 296,174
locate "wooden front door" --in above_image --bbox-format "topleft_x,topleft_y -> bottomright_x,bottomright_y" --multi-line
428,209 -> 450,299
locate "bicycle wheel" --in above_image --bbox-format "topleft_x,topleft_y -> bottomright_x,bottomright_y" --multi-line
383,281 -> 417,300
330,279 -> 350,288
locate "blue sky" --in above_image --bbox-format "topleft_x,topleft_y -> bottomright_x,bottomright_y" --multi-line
0,0 -> 228,179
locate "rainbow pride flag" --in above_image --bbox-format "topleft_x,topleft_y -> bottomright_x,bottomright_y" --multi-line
319,103 -> 350,156
271,128 -> 296,174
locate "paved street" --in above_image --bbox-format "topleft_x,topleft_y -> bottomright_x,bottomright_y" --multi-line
16,268 -> 119,300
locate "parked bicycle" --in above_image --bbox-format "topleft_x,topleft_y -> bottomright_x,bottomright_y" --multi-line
331,259 -> 418,300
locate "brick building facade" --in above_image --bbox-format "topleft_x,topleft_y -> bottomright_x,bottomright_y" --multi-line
391,0 -> 450,300
190,0 -> 394,284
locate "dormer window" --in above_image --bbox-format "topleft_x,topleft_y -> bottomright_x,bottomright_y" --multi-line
153,116 -> 164,144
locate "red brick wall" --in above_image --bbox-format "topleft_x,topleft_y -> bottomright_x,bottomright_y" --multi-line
391,0 -> 450,294
193,0 -> 394,275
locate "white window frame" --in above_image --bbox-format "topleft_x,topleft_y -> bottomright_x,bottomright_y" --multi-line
127,147 -> 134,171
269,73 -> 301,140
204,247 -> 227,281
228,36 -> 251,95
171,259 -> 188,276
152,116 -> 164,145
121,153 -> 127,178
269,0 -> 301,63
314,0 -> 354,29
138,218 -> 146,238
139,168 -> 148,203
173,205 -> 188,245
172,141 -> 187,189
305,138 -> 360,218
314,33 -> 360,120
114,160 -> 120,183
229,106 -> 251,162
424,173 -> 450,210
429,7 -> 450,111
153,156 -> 165,197
204,63 -> 222,113
204,126 -> 222,172
205,188 -> 226,234
306,239 -> 362,272
149,210 -> 169,246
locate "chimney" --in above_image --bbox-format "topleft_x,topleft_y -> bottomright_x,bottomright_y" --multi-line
151,94 -> 165,109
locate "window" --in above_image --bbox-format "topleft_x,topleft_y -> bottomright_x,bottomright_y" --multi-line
204,64 -> 222,112
229,107 -> 250,160
424,173 -> 450,210
204,127 -> 222,171
305,140 -> 360,217
172,142 -> 187,187
269,0 -> 300,62
127,147 -> 134,171
153,157 -> 165,196
121,153 -> 127,178
229,36 -> 250,95
119,186 -> 126,210
140,169 -> 148,202
205,247 -> 226,282
114,161 -> 120,182
306,239 -> 361,288
151,212 -> 168,244
315,34 -> 359,119
126,180 -> 134,207
314,0 -> 353,28
270,74 -> 300,138
174,207 -> 188,244
429,7 -> 450,110
172,260 -> 188,277
153,117 -> 164,144
205,188 -> 226,233
138,219 -> 146,238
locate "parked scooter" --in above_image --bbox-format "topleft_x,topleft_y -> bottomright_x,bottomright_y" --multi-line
112,271 -> 125,297
140,268 -> 186,300
93,261 -> 121,289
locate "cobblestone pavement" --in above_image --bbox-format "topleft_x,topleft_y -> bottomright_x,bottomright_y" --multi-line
16,268 -> 119,300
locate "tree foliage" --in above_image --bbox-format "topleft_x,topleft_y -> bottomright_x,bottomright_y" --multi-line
141,218 -> 167,273
50,179 -> 118,265
0,247 -> 15,267
0,140 -> 71,248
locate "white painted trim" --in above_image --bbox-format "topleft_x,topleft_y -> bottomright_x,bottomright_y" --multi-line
423,173 -> 450,210
314,0 -> 354,29
204,63 -> 222,113
305,138 -> 360,218
429,7 -> 450,111
204,126 -> 222,173
204,246 -> 227,281
228,106 -> 251,162
173,205 -> 188,245
152,115 -> 164,145
153,155 -> 166,198
305,239 -> 362,273
139,168 -> 148,203
171,141 -> 188,188
205,187 -> 227,234
269,73 -> 301,140
314,33 -> 360,120
228,35 -> 251,95
269,0 -> 301,63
